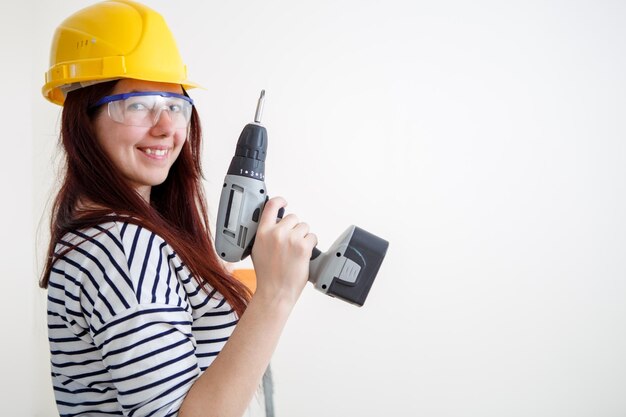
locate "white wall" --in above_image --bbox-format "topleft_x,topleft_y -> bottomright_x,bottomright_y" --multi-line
10,0 -> 626,415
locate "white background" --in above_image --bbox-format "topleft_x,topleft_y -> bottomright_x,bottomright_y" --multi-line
2,0 -> 625,416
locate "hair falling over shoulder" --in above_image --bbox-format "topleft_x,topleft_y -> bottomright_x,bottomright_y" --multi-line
40,81 -> 251,317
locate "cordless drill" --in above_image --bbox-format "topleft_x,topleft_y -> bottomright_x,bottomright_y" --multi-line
215,91 -> 389,306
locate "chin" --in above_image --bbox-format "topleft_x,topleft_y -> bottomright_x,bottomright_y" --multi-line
149,177 -> 169,187
147,171 -> 171,185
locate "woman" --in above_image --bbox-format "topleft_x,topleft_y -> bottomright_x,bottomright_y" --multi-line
41,1 -> 316,416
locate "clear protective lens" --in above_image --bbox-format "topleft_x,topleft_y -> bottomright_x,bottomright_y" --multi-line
105,92 -> 193,129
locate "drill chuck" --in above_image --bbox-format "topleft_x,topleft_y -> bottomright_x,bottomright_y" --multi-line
227,123 -> 267,180
227,90 -> 268,180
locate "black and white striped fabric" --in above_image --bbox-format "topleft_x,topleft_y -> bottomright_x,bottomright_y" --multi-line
47,221 -> 239,416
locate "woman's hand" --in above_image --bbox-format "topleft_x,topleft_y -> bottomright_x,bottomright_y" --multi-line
181,197 -> 317,417
251,197 -> 318,306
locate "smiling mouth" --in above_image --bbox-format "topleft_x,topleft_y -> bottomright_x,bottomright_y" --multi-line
139,147 -> 169,157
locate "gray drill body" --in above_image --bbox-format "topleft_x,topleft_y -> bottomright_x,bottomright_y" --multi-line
215,174 -> 266,262
214,90 -> 388,307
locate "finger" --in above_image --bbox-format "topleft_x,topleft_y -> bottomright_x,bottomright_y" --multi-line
292,221 -> 310,238
278,213 -> 300,231
304,232 -> 318,249
259,197 -> 287,229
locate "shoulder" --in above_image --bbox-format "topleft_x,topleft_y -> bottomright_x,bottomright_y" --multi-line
57,220 -> 171,267
59,220 -> 164,251
49,221 -> 192,328
55,221 -> 175,292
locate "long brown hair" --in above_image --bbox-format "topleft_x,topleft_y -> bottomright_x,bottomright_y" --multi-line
40,80 -> 251,317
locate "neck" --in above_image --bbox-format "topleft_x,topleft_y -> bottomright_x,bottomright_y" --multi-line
135,185 -> 151,203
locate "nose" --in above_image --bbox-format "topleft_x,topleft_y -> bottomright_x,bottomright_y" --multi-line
150,107 -> 176,136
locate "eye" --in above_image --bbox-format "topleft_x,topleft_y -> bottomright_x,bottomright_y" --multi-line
124,98 -> 151,112
168,103 -> 183,113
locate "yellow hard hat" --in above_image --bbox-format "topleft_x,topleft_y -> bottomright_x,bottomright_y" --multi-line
42,0 -> 200,106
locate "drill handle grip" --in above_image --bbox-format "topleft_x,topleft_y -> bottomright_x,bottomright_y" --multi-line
311,247 -> 322,260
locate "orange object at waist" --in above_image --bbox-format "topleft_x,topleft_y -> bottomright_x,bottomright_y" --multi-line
232,269 -> 257,293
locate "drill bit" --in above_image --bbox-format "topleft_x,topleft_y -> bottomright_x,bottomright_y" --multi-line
254,89 -> 265,123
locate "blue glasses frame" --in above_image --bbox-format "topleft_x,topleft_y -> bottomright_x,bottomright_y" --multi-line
90,91 -> 194,108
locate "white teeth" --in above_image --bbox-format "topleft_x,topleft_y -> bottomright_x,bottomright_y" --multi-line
143,148 -> 167,156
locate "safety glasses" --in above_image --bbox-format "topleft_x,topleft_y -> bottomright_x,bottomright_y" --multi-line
91,91 -> 194,129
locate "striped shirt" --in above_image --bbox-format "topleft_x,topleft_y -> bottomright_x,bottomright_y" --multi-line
47,221 -> 239,416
